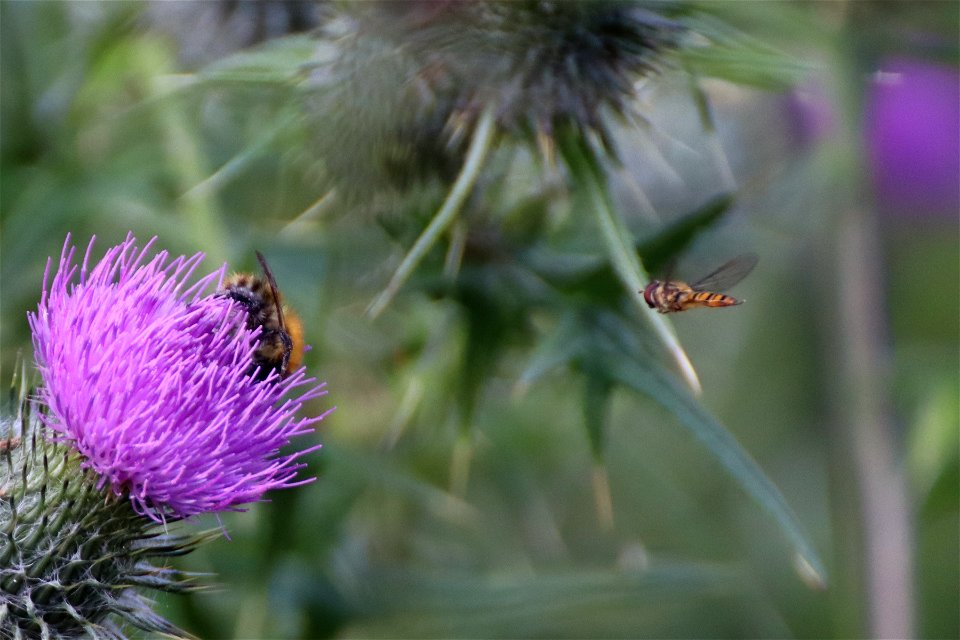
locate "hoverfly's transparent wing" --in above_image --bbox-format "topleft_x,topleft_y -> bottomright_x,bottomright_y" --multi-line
255,250 -> 287,332
691,253 -> 758,292
662,256 -> 678,284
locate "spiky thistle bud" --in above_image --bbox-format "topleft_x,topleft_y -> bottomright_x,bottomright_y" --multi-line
1,381 -> 216,639
308,0 -> 684,200
3,234 -> 332,638
453,1 -> 685,146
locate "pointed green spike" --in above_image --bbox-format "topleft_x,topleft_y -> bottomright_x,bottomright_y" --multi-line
603,343 -> 827,587
367,105 -> 497,319
557,130 -> 702,394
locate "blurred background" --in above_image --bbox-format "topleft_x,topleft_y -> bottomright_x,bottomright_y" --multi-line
1,1 -> 956,638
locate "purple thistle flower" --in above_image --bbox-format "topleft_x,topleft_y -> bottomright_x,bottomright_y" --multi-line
865,57 -> 960,217
28,234 -> 329,521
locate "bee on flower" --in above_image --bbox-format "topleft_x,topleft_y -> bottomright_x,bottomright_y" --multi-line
28,234 -> 331,521
220,251 -> 305,380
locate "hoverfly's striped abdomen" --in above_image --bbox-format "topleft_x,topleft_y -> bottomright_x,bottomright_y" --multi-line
688,291 -> 742,308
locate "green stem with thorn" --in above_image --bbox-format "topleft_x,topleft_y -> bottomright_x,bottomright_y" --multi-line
367,105 -> 497,319
559,131 -> 702,394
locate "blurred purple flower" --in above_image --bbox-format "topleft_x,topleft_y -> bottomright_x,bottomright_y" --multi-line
865,57 -> 960,216
29,234 -> 329,521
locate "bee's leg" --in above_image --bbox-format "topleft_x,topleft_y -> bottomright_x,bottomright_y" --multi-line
248,351 -> 278,381
251,328 -> 294,381
277,330 -> 293,374
221,287 -> 265,330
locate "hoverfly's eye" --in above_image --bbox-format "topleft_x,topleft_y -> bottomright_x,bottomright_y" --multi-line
642,282 -> 658,308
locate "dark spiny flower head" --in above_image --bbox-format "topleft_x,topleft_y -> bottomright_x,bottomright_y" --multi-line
309,0 -> 684,192
28,234 -> 329,521
461,1 -> 685,142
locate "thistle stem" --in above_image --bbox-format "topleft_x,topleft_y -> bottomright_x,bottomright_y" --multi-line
562,134 -> 702,394
367,105 -> 497,319
592,463 -> 615,531
151,77 -> 229,266
449,431 -> 473,498
183,113 -> 296,204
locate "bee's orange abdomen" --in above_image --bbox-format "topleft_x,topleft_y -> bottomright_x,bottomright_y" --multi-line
284,308 -> 305,372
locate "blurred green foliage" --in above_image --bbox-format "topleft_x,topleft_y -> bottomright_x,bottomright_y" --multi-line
1,1 -> 957,638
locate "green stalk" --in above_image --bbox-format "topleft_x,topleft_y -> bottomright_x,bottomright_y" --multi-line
183,113 -> 296,203
151,76 -> 230,265
367,105 -> 497,319
561,133 -> 702,394
449,431 -> 473,498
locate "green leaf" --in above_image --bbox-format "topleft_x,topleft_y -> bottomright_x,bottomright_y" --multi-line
519,309 -> 824,584
637,192 -> 735,275
456,285 -> 509,433
557,128 -> 701,394
581,372 -> 613,461
678,13 -> 814,90
199,34 -> 320,85
367,105 -> 497,318
527,194 -> 735,302
592,313 -> 827,586
516,313 -> 590,390
347,563 -> 745,638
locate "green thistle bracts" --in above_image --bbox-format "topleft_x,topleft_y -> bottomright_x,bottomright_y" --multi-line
2,234 -> 329,638
1,398 -> 215,639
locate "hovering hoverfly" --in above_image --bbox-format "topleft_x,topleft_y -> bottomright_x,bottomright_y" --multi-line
221,252 -> 304,380
643,254 -> 758,314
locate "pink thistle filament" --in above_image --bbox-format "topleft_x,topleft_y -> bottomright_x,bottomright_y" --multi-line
29,234 -> 329,520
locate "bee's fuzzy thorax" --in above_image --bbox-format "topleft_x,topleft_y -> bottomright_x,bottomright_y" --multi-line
223,273 -> 281,328
220,259 -> 304,380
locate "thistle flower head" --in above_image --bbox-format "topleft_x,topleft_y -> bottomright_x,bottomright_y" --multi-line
28,234 -> 328,521
309,1 -> 683,200
462,1 -> 685,140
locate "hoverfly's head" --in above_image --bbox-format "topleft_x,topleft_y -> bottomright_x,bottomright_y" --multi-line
642,281 -> 659,309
